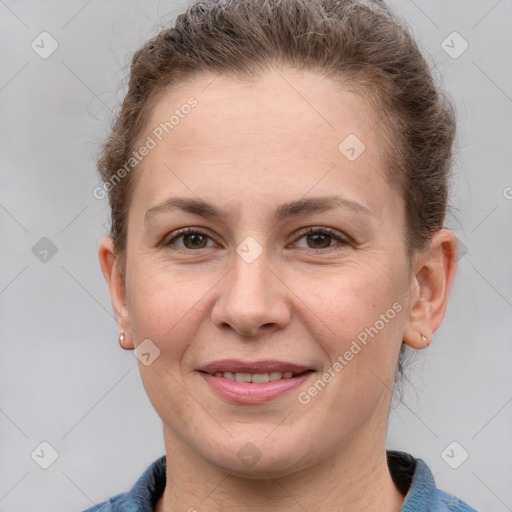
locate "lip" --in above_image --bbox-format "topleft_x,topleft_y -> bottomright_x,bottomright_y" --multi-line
199,359 -> 312,374
197,360 -> 315,404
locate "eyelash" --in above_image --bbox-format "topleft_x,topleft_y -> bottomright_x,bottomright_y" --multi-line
164,226 -> 350,253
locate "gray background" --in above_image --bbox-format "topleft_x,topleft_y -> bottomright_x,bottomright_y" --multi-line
1,0 -> 511,510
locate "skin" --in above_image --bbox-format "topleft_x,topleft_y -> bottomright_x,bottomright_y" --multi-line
99,67 -> 457,511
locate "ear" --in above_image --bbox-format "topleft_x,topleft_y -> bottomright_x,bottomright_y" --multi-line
98,236 -> 134,350
403,229 -> 457,350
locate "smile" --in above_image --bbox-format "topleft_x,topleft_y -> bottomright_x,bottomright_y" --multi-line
197,360 -> 315,404
206,371 -> 306,382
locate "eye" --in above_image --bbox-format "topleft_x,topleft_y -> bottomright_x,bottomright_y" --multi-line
164,226 -> 349,252
291,227 -> 349,251
164,228 -> 216,250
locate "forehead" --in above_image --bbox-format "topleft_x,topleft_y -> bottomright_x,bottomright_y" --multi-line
130,67 -> 396,222
146,68 -> 383,162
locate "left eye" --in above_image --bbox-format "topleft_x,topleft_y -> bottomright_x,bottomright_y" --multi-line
292,227 -> 348,250
165,227 -> 347,252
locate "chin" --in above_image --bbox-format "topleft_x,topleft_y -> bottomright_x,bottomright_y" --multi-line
202,436 -> 315,480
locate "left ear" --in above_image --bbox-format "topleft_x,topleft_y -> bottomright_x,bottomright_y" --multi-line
403,229 -> 457,349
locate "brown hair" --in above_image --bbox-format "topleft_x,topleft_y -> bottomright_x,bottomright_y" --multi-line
98,0 -> 456,382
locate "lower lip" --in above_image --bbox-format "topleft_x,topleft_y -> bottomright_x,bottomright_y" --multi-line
199,371 -> 314,404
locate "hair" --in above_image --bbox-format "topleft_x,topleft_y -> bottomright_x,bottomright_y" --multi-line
97,0 -> 456,385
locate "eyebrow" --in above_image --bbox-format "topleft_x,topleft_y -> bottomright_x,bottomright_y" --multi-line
144,196 -> 375,224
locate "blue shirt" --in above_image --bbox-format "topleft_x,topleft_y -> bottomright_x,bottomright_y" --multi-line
82,451 -> 478,511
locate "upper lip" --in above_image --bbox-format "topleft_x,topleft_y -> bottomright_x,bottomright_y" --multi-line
198,360 -> 313,375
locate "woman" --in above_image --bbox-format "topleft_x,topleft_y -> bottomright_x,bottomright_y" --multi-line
88,0 -> 478,510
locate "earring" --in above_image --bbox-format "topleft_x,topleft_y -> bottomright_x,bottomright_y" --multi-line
421,334 -> 428,343
119,332 -> 125,345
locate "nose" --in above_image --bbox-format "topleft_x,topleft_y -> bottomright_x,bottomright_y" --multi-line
211,251 -> 291,338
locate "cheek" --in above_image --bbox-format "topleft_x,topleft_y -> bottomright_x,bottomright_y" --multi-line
298,259 -> 398,327
126,260 -> 204,353
126,263 -> 209,424
295,260 -> 406,375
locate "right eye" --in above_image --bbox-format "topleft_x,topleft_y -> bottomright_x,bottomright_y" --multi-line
164,228 -> 216,250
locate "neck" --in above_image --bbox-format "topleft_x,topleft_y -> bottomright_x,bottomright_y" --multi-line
155,430 -> 405,512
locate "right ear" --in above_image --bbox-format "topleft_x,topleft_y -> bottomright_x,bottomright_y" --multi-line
98,236 -> 134,350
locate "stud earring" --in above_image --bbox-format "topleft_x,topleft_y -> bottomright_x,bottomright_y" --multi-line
421,334 -> 428,343
119,332 -> 125,345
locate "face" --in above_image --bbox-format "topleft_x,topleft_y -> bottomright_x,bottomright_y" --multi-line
110,68 -> 422,477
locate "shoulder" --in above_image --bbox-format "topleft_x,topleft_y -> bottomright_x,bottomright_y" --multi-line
415,458 -> 478,512
80,492 -> 135,512
387,450 -> 479,512
431,487 -> 479,511
80,455 -> 166,512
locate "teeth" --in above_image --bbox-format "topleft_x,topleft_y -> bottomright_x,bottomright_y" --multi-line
251,373 -> 269,383
212,371 -> 301,382
235,372 -> 252,383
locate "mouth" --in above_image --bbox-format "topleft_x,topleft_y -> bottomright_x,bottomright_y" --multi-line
200,370 -> 313,382
197,360 -> 315,403
198,360 -> 314,380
